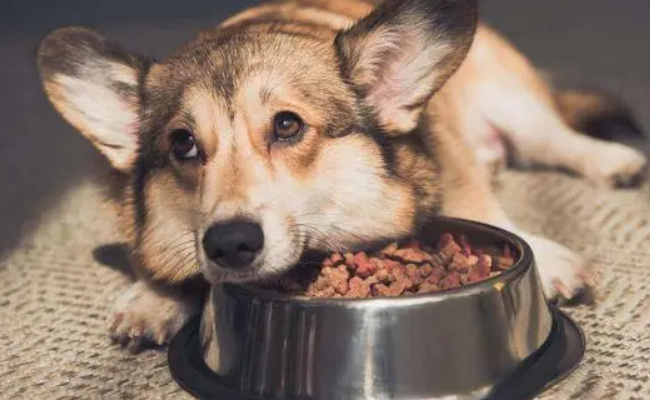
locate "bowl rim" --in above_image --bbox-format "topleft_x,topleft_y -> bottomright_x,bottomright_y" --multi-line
220,216 -> 535,307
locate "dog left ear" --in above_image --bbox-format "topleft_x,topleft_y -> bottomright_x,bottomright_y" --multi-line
336,0 -> 478,134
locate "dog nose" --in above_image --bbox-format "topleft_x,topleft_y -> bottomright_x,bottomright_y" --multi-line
202,220 -> 264,269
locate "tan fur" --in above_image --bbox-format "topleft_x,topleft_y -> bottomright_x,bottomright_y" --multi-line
183,87 -> 225,158
437,24 -> 646,185
219,0 -> 370,30
37,0 -> 646,350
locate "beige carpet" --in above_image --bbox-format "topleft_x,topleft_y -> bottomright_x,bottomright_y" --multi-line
1,170 -> 650,400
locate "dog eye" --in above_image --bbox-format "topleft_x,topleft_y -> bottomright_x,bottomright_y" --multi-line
273,112 -> 304,141
170,129 -> 199,160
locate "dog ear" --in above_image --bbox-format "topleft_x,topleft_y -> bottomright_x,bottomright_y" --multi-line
336,0 -> 477,134
37,27 -> 150,172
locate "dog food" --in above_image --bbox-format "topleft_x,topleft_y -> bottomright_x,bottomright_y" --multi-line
262,233 -> 516,298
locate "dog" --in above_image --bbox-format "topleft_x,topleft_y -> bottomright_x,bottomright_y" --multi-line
37,0 -> 646,351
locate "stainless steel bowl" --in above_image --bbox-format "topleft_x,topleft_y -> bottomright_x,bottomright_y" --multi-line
168,217 -> 584,400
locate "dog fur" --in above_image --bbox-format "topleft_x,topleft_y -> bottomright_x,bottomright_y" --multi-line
37,0 -> 646,350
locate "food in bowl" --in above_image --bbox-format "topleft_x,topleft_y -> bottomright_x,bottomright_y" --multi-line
261,232 -> 516,298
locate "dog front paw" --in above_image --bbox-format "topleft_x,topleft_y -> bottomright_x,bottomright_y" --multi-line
109,281 -> 202,352
522,234 -> 595,301
582,142 -> 647,187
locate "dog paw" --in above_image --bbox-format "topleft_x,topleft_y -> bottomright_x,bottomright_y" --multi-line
108,281 -> 201,352
583,142 -> 646,187
522,234 -> 595,300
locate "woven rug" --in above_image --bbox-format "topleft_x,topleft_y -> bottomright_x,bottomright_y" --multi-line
1,170 -> 650,400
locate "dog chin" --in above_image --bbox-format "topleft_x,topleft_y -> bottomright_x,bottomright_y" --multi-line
199,259 -> 297,285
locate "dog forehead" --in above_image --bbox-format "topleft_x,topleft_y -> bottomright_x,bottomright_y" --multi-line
159,35 -> 339,96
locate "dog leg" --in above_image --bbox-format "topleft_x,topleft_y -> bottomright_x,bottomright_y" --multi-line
109,279 -> 206,352
477,82 -> 646,187
453,25 -> 646,187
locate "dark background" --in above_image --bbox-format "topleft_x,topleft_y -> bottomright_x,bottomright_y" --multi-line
1,0 -> 649,258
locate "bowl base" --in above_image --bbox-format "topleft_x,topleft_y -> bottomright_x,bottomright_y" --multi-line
168,306 -> 584,400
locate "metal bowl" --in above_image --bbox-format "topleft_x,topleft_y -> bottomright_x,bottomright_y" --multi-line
168,217 -> 585,400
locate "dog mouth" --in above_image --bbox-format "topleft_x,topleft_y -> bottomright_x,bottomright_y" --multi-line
204,266 -> 268,283
198,224 -> 379,285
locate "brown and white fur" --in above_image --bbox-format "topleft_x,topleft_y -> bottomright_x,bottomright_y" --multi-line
37,0 -> 646,350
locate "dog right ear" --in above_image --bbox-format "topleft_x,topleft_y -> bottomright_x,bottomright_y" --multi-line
336,0 -> 477,134
37,27 -> 149,172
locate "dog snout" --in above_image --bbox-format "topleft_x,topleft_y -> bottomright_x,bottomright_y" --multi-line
202,220 -> 265,269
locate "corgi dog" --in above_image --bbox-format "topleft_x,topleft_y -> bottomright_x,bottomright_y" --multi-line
37,0 -> 646,350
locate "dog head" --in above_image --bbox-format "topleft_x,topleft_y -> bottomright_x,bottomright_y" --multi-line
37,0 -> 477,284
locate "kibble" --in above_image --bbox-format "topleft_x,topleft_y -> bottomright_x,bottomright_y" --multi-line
261,233 -> 516,298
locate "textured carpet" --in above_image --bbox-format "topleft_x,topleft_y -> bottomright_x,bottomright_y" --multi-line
1,171 -> 650,400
